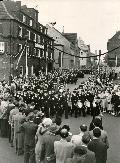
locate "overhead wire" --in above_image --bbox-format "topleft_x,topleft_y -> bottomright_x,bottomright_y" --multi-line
54,44 -> 120,59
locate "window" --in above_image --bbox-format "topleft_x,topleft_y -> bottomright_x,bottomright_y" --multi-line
18,26 -> 22,37
40,50 -> 44,58
20,66 -> 23,75
37,49 -> 40,58
0,23 -> 3,34
26,46 -> 29,55
31,66 -> 34,75
0,42 -> 5,53
22,15 -> 26,23
38,35 -> 40,43
30,19 -> 33,27
18,44 -> 22,52
26,30 -> 30,40
33,48 -> 36,56
81,51 -> 83,55
34,34 -> 37,42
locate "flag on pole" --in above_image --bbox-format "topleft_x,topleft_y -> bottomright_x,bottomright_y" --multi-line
15,42 -> 27,69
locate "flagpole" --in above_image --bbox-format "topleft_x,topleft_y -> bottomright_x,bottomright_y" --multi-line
46,51 -> 48,75
26,40 -> 28,78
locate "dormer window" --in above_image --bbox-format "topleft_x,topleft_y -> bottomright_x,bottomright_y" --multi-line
22,15 -> 26,23
30,19 -> 33,27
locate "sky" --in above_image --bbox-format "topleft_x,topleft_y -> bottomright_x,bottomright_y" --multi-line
16,0 -> 120,54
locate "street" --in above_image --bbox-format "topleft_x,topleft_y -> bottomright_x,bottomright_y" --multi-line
0,75 -> 120,163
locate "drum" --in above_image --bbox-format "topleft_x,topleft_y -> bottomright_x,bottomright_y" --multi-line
77,101 -> 83,108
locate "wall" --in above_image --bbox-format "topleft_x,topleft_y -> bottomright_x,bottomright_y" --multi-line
46,24 -> 74,69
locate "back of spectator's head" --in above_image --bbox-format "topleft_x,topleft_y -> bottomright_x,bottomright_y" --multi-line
53,116 -> 62,126
42,118 -> 52,128
27,112 -> 35,121
80,124 -> 87,132
93,128 -> 101,138
60,128 -> 69,138
93,118 -> 102,128
61,125 -> 70,131
82,133 -> 91,145
74,146 -> 87,156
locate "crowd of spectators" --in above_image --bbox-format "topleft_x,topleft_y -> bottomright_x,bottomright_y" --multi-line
0,68 -> 119,163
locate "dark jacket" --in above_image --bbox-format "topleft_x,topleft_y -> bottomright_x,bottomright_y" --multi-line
40,125 -> 61,163
21,121 -> 38,146
88,139 -> 108,163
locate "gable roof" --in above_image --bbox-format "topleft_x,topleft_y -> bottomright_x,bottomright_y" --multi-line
0,1 -> 14,19
62,33 -> 77,45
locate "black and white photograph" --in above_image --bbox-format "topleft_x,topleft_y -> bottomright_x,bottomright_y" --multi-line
0,0 -> 120,163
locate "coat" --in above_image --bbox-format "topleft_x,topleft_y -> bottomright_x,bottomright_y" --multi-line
21,121 -> 38,146
40,129 -> 61,163
54,139 -> 74,163
88,139 -> 108,163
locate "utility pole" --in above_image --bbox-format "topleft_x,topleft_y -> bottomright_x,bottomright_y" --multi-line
98,50 -> 101,75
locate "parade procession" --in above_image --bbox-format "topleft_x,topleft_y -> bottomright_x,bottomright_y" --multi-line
1,0 -> 120,163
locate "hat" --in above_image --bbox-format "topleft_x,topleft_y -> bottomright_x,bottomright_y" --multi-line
42,118 -> 52,127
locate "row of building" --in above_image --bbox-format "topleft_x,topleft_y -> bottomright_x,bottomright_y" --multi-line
106,31 -> 120,68
0,0 -> 97,81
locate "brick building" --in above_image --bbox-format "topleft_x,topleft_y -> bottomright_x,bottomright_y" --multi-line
0,0 -> 54,81
107,31 -> 120,67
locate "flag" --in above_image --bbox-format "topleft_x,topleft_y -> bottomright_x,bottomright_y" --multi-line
15,42 -> 26,69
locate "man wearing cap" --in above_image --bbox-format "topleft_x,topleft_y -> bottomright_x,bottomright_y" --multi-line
54,128 -> 74,163
88,128 -> 108,163
71,124 -> 87,147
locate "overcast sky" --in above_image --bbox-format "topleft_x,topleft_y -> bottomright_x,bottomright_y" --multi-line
17,0 -> 120,54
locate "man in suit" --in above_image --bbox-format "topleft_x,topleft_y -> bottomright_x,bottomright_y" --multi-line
89,117 -> 109,149
81,132 -> 96,163
54,128 -> 74,163
66,145 -> 87,163
88,128 -> 108,163
20,113 -> 38,163
40,122 -> 61,163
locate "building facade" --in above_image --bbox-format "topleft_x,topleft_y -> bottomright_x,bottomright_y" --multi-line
47,25 -> 84,70
78,38 -> 92,69
46,24 -> 78,69
107,31 -> 120,67
0,0 -> 54,81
